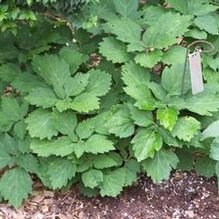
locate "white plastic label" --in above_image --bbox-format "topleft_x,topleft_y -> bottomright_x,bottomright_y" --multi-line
188,50 -> 204,95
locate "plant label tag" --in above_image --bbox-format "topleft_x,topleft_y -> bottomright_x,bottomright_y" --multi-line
188,50 -> 204,95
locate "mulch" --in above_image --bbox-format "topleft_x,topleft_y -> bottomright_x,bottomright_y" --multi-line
0,171 -> 218,219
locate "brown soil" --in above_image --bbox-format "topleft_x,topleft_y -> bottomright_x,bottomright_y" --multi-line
0,171 -> 218,219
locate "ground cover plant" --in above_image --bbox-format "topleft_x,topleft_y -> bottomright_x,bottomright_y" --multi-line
0,0 -> 219,208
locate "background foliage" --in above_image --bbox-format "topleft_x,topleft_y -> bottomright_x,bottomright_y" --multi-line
0,0 -> 219,208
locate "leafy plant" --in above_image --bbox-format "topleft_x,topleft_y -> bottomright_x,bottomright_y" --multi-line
0,0 -> 219,208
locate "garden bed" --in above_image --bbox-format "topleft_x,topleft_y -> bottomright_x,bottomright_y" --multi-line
0,171 -> 218,219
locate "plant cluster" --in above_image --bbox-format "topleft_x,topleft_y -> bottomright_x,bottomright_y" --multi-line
0,0 -> 219,208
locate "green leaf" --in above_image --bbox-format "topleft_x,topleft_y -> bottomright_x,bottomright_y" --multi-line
158,127 -> 180,147
92,152 -> 122,169
105,105 -> 135,138
123,159 -> 140,186
194,15 -> 218,35
30,136 -> 74,157
128,104 -> 153,127
0,63 -> 19,82
202,120 -> 219,139
180,93 -> 219,116
216,161 -> 219,189
161,64 -> 191,96
176,150 -> 194,171
132,128 -> 163,162
0,134 -> 19,155
32,54 -> 71,98
210,138 -> 219,161
59,46 -> 85,74
135,50 -> 163,68
100,168 -> 125,197
69,92 -> 100,113
14,121 -> 27,140
143,12 -> 192,49
122,61 -> 150,87
16,154 -> 39,174
184,28 -> 208,39
26,87 -> 58,108
163,45 -> 187,65
166,0 -> 218,16
84,134 -> 115,154
195,157 -> 216,178
0,151 -> 14,169
76,118 -> 96,139
0,168 -> 32,208
86,69 -> 112,96
82,169 -> 103,189
104,18 -> 145,52
142,149 -> 179,183
47,158 -> 76,189
113,0 -> 138,19
172,116 -> 201,142
99,37 -> 131,63
1,97 -> 28,122
157,107 -> 179,131
52,110 -> 77,136
64,73 -> 89,97
26,109 -> 58,140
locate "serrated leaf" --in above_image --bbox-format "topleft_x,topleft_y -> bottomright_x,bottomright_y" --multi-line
0,168 -> 32,208
104,18 -> 145,52
76,118 -> 96,139
92,152 -> 122,169
195,157 -> 216,178
26,109 -> 58,140
86,69 -> 111,96
163,45 -> 187,65
70,92 -> 100,113
194,15 -> 218,35
52,110 -> 77,136
59,46 -> 85,74
143,149 -> 179,183
132,128 -> 163,162
0,63 -> 19,82
158,127 -> 180,147
47,158 -> 76,189
128,104 -> 153,127
122,61 -> 150,87
82,169 -> 103,189
135,50 -> 163,68
30,137 -> 74,157
16,154 -> 39,174
180,93 -> 219,116
64,73 -> 89,97
113,0 -> 138,19
172,116 -> 200,142
0,134 -> 19,155
0,151 -> 14,169
100,168 -> 125,197
1,97 -> 28,122
157,107 -> 179,131
184,28 -> 208,39
26,87 -> 58,108
202,120 -> 219,139
84,134 -> 115,154
99,37 -> 131,63
143,12 -> 192,49
161,64 -> 191,96
210,138 -> 219,161
123,159 -> 140,186
32,54 -> 71,98
14,121 -> 27,140
166,0 -> 218,16
105,105 -> 135,138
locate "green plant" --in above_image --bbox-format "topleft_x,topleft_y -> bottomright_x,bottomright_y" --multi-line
0,0 -> 219,208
